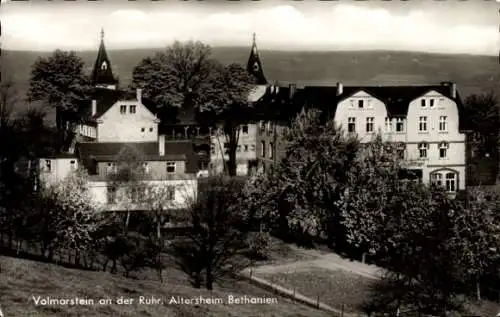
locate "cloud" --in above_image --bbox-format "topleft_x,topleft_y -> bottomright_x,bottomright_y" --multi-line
1,4 -> 497,55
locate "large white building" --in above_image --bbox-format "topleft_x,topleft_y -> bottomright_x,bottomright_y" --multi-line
259,81 -> 469,194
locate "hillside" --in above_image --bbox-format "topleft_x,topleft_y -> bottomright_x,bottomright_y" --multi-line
0,255 -> 331,317
3,48 -> 499,110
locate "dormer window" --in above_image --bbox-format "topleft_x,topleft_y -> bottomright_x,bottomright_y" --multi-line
358,100 -> 364,108
101,61 -> 107,70
166,161 -> 176,174
120,105 -> 126,114
129,105 -> 136,114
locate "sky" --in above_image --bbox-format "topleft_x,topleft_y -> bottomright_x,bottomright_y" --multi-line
1,0 -> 499,55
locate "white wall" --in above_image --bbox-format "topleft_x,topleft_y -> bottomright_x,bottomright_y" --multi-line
39,158 -> 78,185
88,179 -> 198,211
334,91 -> 388,143
97,100 -> 159,143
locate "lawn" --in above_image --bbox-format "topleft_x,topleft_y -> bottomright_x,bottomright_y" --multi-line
260,267 -> 375,314
0,255 -> 332,317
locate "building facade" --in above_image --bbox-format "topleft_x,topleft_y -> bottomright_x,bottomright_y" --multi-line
258,82 -> 470,194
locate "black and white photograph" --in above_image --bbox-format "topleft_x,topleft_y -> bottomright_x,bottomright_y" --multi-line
1,0 -> 500,316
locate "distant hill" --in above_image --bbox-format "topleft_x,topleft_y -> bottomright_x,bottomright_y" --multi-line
2,47 -> 499,112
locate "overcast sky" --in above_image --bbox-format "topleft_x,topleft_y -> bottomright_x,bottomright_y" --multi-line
1,0 -> 498,55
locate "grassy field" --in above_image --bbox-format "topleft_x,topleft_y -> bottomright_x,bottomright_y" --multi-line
0,254 -> 333,317
260,267 -> 375,314
259,267 -> 500,316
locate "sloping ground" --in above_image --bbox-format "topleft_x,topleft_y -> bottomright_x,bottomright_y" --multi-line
0,255 -> 332,317
254,247 -> 500,317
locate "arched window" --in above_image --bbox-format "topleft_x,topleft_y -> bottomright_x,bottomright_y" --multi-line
269,142 -> 274,159
261,141 -> 266,157
101,61 -> 108,70
430,170 -> 458,192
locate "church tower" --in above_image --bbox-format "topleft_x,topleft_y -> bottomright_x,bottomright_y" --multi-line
91,29 -> 118,90
247,33 -> 267,85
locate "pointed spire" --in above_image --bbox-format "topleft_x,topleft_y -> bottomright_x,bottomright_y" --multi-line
91,28 -> 117,89
247,33 -> 267,85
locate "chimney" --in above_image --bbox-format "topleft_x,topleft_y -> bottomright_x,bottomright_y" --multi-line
336,82 -> 343,96
450,82 -> 457,99
158,134 -> 165,155
289,84 -> 296,100
91,100 -> 97,116
136,88 -> 142,103
440,81 -> 456,99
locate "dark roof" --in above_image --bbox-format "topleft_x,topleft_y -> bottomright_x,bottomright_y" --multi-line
258,83 -> 468,131
77,88 -> 158,122
76,140 -> 201,174
247,39 -> 267,85
91,38 -> 118,86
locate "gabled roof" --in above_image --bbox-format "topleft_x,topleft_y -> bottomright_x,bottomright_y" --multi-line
257,83 -> 469,131
76,140 -> 200,174
77,88 -> 158,123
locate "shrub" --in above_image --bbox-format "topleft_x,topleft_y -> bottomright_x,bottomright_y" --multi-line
246,231 -> 271,260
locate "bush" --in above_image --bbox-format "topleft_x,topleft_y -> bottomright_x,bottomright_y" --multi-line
246,231 -> 271,260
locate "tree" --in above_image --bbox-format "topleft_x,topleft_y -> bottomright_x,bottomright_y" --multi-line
173,176 -> 250,290
464,92 -> 499,158
27,50 -> 91,132
339,134 -> 406,260
242,109 -> 359,248
130,41 -> 255,176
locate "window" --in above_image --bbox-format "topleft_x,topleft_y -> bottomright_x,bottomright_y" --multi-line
366,117 -> 374,133
120,105 -> 126,114
445,172 -> 457,192
261,141 -> 266,157
348,117 -> 356,133
250,144 -> 256,152
439,142 -> 449,159
358,100 -> 364,108
385,117 -> 392,132
367,100 -> 373,108
142,162 -> 150,174
259,121 -> 266,134
421,99 -> 426,108
241,125 -> 248,135
419,143 -> 428,158
397,143 -> 406,160
166,161 -> 176,173
210,143 -> 215,154
431,173 -> 443,187
395,118 -> 405,132
430,99 -> 435,108
269,142 -> 274,159
129,105 -> 136,114
166,186 -> 175,201
70,160 -> 76,170
107,186 -> 116,204
237,145 -> 241,152
106,162 -> 117,175
418,116 -> 427,132
244,145 -> 249,152
141,128 -> 145,132
439,116 -> 447,131
101,61 -> 107,70
149,127 -> 153,132
44,160 -> 52,173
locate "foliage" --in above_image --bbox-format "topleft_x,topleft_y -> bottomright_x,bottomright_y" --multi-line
464,91 -> 499,157
27,50 -> 91,130
173,176 -> 251,290
131,41 -> 255,176
242,109 -> 359,248
246,231 -> 272,260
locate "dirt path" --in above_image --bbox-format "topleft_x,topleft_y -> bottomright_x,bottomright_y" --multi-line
249,246 -> 384,280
